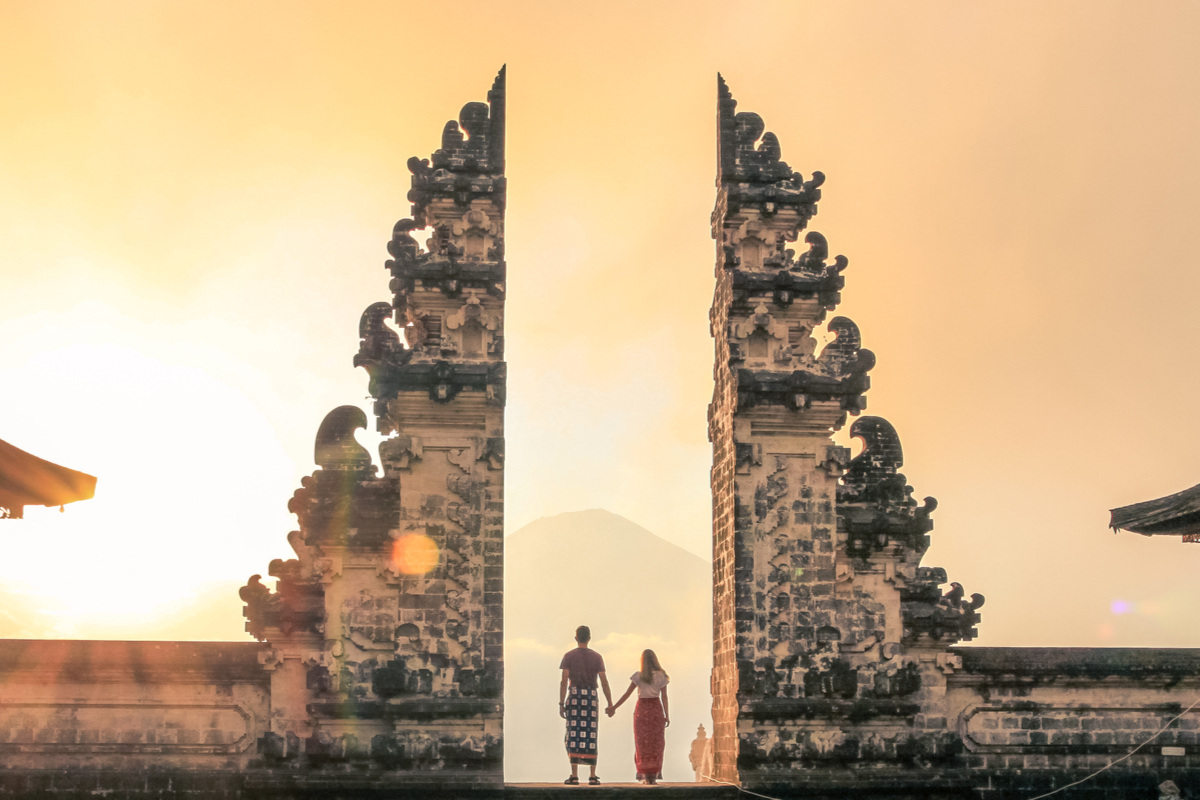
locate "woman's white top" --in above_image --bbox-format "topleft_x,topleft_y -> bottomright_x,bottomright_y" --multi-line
630,670 -> 670,699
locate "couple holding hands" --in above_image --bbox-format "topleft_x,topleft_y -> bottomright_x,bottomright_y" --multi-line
559,625 -> 670,786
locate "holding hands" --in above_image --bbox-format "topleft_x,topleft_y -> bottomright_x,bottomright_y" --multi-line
605,705 -> 615,717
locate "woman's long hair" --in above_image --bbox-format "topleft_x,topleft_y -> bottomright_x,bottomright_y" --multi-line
639,649 -> 668,685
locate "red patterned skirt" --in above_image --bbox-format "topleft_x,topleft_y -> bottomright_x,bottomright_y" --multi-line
633,697 -> 665,779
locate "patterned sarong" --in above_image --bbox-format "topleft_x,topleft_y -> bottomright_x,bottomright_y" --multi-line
633,697 -> 665,779
565,685 -> 599,765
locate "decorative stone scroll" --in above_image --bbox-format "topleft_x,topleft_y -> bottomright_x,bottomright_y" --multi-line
407,67 -> 505,218
717,73 -> 824,222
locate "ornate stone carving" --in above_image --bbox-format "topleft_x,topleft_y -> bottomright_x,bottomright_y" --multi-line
814,317 -> 872,377
731,303 -> 788,363
900,573 -> 985,645
837,416 -> 938,557
717,74 -> 823,221
735,362 -> 871,413
355,302 -> 411,401
238,558 -> 325,643
313,406 -> 375,473
731,314 -> 873,415
445,291 -> 500,359
407,67 -> 505,218
380,435 -> 422,473
726,229 -> 849,309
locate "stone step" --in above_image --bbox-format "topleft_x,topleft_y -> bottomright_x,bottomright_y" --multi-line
504,785 -> 739,800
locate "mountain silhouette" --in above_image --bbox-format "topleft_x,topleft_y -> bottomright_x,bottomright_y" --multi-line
504,509 -> 712,784
506,509 -> 710,644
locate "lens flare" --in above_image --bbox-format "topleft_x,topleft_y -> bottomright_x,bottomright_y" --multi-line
1110,599 -> 1134,615
391,534 -> 440,575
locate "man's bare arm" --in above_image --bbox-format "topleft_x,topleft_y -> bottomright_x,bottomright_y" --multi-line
559,669 -> 570,718
599,671 -> 613,708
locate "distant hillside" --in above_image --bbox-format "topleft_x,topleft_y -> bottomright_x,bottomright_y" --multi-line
504,509 -> 712,784
506,509 -> 710,644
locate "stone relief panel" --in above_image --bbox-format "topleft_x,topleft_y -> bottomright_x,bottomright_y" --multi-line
444,291 -> 500,359
962,705 -> 1200,755
0,704 -> 255,754
732,304 -> 789,364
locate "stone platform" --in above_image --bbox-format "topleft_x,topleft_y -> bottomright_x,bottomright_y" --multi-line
0,773 -> 740,800
504,785 -> 738,799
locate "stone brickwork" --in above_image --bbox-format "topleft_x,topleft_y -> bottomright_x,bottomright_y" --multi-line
708,76 -> 984,791
0,641 -> 269,771
234,67 -> 507,786
942,648 -> 1200,800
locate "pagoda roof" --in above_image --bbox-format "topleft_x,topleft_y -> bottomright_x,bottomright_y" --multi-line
1109,482 -> 1200,538
0,438 -> 97,519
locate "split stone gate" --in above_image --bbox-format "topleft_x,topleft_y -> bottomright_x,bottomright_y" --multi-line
2,70 -> 1200,800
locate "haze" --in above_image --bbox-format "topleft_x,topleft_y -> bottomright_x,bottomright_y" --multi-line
3,0 -> 1200,779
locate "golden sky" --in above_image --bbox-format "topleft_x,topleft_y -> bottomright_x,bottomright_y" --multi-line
3,1 -> 1200,653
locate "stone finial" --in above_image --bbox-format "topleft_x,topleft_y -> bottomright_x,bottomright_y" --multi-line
716,74 -> 822,222
407,66 -> 506,218
237,560 -> 324,643
840,416 -> 908,506
900,575 -> 985,645
314,406 -> 374,473
837,416 -> 939,558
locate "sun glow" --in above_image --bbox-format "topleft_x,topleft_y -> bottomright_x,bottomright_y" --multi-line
0,304 -> 300,636
391,534 -> 440,576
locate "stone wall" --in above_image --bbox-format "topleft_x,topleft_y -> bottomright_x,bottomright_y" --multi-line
0,640 -> 269,771
944,647 -> 1200,799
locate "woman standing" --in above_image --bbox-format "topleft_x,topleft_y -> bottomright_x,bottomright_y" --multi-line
608,649 -> 670,784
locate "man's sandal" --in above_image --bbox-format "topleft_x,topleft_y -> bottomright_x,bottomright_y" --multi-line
564,776 -> 579,785
589,776 -> 601,785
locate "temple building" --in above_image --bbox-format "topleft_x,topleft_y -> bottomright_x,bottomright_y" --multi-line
0,437 -> 96,520
1112,483 -> 1200,542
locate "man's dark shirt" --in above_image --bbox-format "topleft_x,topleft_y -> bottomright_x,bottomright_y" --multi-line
560,647 -> 606,689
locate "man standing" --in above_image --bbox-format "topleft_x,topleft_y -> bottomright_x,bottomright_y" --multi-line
559,625 -> 613,785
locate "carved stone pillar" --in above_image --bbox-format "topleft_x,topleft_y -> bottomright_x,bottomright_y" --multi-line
240,68 -> 505,787
708,76 -> 981,793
